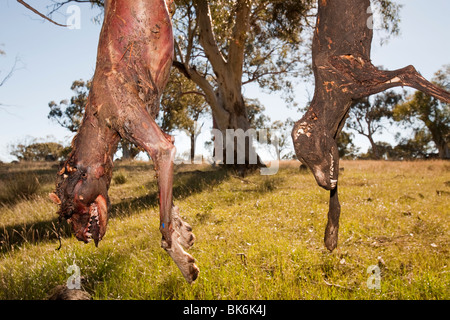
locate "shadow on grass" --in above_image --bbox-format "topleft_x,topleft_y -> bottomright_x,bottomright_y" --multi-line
110,168 -> 230,219
0,174 -> 45,206
113,161 -> 155,173
0,167 -> 230,253
0,217 -> 73,253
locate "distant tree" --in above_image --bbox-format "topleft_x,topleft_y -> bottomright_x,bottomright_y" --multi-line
392,129 -> 434,159
48,79 -> 89,133
119,141 -> 141,160
246,98 -> 271,132
160,69 -> 209,161
9,137 -> 66,161
336,130 -> 359,159
347,91 -> 403,159
269,118 -> 295,160
359,141 -> 393,160
433,65 -> 450,91
359,133 -> 434,160
393,65 -> 450,159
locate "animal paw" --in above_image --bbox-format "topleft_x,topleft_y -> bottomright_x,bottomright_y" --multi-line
162,229 -> 199,283
171,206 -> 195,249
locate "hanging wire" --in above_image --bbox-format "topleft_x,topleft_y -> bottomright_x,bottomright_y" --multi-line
55,216 -> 63,251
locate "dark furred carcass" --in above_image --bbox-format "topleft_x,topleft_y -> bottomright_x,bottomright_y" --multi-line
49,0 -> 199,283
292,0 -> 450,252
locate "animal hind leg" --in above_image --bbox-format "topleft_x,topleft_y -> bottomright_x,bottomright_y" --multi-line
120,106 -> 199,283
330,56 -> 450,103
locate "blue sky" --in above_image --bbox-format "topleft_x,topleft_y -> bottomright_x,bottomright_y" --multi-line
0,0 -> 449,162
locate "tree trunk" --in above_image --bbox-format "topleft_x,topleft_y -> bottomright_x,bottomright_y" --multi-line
425,118 -> 450,159
435,136 -> 450,159
367,135 -> 380,159
198,0 -> 263,173
174,0 -> 265,175
190,131 -> 195,161
213,83 -> 264,166
120,140 -> 139,160
121,141 -> 132,160
441,144 -> 450,159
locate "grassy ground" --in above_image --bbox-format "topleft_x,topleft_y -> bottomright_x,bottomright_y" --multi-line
0,160 -> 448,300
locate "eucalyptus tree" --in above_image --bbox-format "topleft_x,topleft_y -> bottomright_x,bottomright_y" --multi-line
347,91 -> 402,159
393,65 -> 450,159
171,0 -> 314,169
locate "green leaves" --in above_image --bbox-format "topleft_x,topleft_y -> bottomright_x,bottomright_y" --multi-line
159,69 -> 209,134
9,138 -> 66,162
392,65 -> 450,158
48,79 -> 90,133
348,91 -> 403,137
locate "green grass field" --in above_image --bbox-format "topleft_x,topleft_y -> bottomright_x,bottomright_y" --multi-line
0,160 -> 449,300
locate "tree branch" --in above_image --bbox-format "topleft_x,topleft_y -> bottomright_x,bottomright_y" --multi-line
173,59 -> 229,123
180,90 -> 207,99
228,0 -> 251,83
185,4 -> 197,65
173,61 -> 215,105
47,0 -> 104,15
17,0 -> 68,27
242,68 -> 293,86
195,0 -> 227,75
174,39 -> 185,65
0,56 -> 24,87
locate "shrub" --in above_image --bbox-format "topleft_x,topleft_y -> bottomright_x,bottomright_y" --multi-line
113,172 -> 127,185
0,173 -> 41,203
